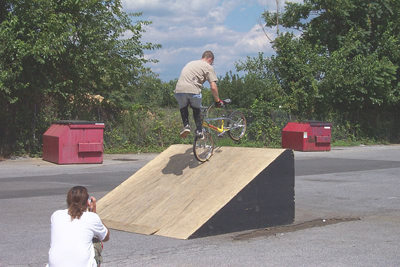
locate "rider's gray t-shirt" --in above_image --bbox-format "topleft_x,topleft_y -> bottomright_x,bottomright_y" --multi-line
174,60 -> 218,95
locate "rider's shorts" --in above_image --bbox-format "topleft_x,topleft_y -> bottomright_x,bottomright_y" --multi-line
175,93 -> 202,109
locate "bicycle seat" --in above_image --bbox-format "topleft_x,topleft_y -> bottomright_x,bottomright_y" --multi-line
223,99 -> 231,105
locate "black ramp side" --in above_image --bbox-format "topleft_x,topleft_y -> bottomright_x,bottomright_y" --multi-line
190,149 -> 295,238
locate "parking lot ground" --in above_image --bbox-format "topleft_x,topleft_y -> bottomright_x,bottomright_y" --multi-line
1,145 -> 399,266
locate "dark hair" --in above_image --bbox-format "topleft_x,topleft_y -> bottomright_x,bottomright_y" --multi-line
202,50 -> 214,60
67,186 -> 89,220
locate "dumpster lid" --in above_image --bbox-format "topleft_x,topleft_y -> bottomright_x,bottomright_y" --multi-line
54,120 -> 104,125
283,122 -> 309,132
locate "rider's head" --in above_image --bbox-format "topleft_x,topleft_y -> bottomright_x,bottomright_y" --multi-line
202,51 -> 214,65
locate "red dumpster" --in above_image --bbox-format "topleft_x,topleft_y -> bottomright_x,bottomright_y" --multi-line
43,120 -> 105,164
282,122 -> 332,151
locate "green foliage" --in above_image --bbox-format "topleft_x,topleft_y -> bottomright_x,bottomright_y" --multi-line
320,39 -> 398,114
218,71 -> 283,109
0,0 -> 160,155
236,35 -> 324,120
237,0 -> 400,144
103,105 -> 191,153
3,0 -> 400,155
282,0 -> 399,53
131,71 -> 177,108
244,100 -> 287,148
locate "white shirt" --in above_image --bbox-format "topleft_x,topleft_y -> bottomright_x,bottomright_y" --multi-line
48,209 -> 108,267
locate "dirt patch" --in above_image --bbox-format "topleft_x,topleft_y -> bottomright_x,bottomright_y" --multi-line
233,218 -> 360,240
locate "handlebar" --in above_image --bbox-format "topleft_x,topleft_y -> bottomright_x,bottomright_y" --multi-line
215,98 -> 231,108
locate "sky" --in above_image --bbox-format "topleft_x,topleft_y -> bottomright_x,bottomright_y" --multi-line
121,0 -> 304,82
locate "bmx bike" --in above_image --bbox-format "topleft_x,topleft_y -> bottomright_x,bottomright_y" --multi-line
193,99 -> 247,162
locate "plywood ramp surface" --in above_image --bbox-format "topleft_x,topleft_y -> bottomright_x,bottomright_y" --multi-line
97,144 -> 286,239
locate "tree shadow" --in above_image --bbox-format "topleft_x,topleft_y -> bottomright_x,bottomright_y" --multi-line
162,147 -> 201,176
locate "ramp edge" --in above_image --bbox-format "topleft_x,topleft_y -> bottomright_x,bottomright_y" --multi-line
102,219 -> 159,235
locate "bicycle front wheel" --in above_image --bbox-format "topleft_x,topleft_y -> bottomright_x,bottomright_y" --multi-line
227,111 -> 247,141
193,132 -> 214,162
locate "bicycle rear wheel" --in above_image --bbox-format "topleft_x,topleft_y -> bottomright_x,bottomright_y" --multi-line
193,132 -> 214,162
227,111 -> 247,141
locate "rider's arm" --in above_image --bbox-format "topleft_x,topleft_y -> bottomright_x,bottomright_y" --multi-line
210,81 -> 220,102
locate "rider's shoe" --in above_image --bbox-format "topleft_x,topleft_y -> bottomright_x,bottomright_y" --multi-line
196,130 -> 204,140
180,125 -> 191,138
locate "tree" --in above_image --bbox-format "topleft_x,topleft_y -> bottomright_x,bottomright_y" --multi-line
281,0 -> 400,138
130,71 -> 178,108
236,34 -> 324,120
0,0 -> 160,155
242,0 -> 400,141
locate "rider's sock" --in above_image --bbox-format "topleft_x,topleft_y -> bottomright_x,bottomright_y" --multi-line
192,107 -> 202,132
180,107 -> 189,126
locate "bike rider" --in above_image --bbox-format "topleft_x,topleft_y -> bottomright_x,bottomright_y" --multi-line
174,51 -> 223,139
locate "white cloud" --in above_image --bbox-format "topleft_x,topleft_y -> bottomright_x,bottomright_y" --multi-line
285,0 -> 304,3
143,24 -> 274,81
122,0 -> 226,19
256,0 -> 304,6
234,25 -> 274,54
207,0 -> 241,23
121,0 -> 303,81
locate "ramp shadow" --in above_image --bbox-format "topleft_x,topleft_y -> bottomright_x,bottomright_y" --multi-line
162,147 -> 200,176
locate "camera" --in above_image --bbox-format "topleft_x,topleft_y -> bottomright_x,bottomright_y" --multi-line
88,196 -> 93,212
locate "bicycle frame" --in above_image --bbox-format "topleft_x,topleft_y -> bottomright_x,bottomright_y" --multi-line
202,116 -> 228,134
193,100 -> 247,162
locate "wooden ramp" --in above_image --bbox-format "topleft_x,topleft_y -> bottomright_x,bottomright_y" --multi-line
97,145 -> 294,239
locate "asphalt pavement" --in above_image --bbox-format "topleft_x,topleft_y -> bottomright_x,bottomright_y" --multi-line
0,145 -> 399,267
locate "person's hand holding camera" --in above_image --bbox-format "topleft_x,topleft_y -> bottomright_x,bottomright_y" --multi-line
88,196 -> 97,213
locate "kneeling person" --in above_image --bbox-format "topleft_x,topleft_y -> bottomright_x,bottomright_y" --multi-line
48,186 -> 110,267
